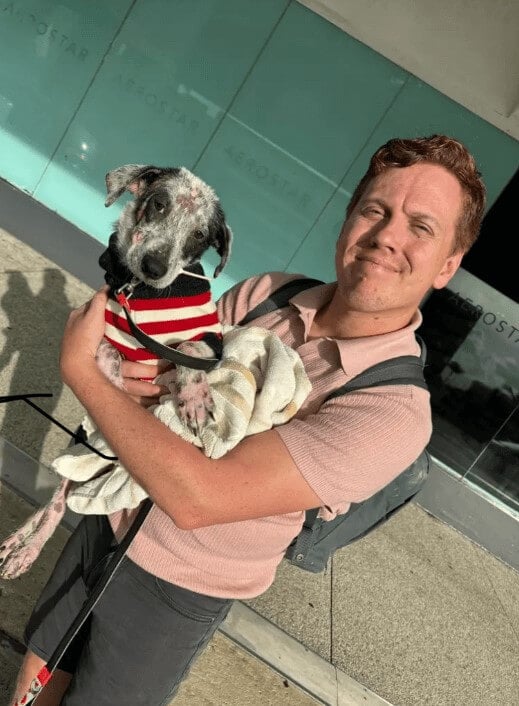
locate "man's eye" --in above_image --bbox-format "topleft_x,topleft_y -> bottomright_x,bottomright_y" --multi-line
363,208 -> 383,217
414,223 -> 431,235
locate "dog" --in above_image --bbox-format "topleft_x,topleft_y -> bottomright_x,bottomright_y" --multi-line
96,163 -> 232,427
0,164 -> 233,578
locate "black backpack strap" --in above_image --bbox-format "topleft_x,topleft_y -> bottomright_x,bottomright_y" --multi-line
238,277 -> 427,390
289,339 -> 428,564
238,273 -> 427,391
325,336 -> 428,397
238,277 -> 324,325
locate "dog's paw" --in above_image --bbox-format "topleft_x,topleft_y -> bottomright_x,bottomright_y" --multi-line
172,340 -> 217,433
0,484 -> 68,579
0,542 -> 43,579
0,524 -> 41,579
175,371 -> 215,433
174,368 -> 215,434
0,507 -> 46,557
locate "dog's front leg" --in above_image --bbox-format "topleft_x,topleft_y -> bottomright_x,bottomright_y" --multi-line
96,338 -> 125,388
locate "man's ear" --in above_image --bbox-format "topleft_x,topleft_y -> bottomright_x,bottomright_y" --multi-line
432,250 -> 464,290
105,165 -> 163,207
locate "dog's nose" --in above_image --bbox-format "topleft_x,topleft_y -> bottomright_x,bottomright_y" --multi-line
141,253 -> 167,280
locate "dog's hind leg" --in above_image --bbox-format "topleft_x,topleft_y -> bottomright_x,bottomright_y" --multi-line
0,478 -> 71,579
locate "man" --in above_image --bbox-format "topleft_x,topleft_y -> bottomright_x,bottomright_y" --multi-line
11,135 -> 486,705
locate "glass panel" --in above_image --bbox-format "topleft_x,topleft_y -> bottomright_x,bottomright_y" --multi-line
287,186 -> 349,282
464,406 -> 519,514
0,0 -> 132,191
462,168 -> 518,303
232,1 -> 407,184
210,0 -> 407,283
196,114 -> 336,285
419,268 -> 519,513
32,0 -> 287,241
338,76 -> 519,210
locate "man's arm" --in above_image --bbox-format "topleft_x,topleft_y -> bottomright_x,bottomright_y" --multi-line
60,289 -> 323,529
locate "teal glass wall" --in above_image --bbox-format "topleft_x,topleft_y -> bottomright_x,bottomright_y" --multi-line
1,1 -> 518,507
1,0 -> 518,298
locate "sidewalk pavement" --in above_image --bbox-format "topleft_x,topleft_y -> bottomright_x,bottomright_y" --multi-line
0,477 -> 329,706
1,227 -> 518,705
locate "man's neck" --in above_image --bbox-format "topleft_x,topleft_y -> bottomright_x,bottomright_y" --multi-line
309,291 -> 415,340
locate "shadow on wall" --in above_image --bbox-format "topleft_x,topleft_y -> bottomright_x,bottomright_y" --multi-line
0,268 -> 71,466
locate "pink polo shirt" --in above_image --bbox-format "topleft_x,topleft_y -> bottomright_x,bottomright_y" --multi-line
109,272 -> 432,598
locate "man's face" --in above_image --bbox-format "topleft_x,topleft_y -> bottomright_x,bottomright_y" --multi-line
335,163 -> 464,315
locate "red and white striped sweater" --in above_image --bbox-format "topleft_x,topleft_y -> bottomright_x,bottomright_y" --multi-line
105,287 -> 222,365
99,236 -> 222,370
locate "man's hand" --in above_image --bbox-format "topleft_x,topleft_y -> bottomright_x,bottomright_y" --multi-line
60,286 -> 109,386
120,359 -> 169,407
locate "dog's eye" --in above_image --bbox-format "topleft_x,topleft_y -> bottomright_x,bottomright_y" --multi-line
193,230 -> 205,240
152,197 -> 166,213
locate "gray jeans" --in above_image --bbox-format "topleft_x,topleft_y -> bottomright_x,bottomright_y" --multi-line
24,515 -> 233,705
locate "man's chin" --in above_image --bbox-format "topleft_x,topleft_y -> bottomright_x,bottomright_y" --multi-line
338,283 -> 395,312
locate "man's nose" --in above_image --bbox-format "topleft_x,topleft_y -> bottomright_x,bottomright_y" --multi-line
370,215 -> 403,248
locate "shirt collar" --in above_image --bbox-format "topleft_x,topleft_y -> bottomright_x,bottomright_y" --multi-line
289,282 -> 423,378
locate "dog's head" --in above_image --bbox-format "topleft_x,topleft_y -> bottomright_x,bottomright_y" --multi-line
105,164 -> 232,288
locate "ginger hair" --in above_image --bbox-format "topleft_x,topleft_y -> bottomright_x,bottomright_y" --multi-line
347,135 -> 486,253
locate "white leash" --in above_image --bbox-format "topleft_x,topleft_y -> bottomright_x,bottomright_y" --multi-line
179,268 -> 214,281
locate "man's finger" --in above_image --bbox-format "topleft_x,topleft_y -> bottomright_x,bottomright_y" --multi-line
124,378 -> 164,398
90,286 -> 109,309
121,361 -> 164,381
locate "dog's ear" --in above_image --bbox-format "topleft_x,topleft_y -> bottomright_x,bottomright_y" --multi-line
105,165 -> 163,207
212,223 -> 233,278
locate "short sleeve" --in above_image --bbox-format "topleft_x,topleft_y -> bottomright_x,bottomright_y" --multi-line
275,385 -> 432,508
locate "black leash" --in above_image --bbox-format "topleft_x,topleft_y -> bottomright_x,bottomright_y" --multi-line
0,394 -> 117,460
44,499 -> 153,675
3,393 -> 151,703
115,283 -> 220,371
14,499 -> 153,705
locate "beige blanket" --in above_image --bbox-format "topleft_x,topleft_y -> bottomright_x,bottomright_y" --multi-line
53,325 -> 311,515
